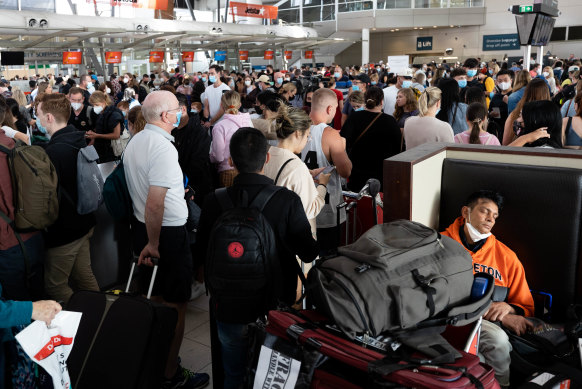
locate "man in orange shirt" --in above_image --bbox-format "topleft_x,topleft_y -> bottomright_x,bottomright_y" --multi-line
441,190 -> 534,388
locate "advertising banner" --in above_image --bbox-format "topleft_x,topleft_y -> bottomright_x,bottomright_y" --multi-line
62,51 -> 82,65
264,50 -> 274,60
105,51 -> 122,64
230,1 -> 278,19
149,51 -> 164,63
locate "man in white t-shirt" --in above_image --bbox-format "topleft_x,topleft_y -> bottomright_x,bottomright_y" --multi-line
383,68 -> 413,116
124,90 -> 209,389
203,64 -> 231,128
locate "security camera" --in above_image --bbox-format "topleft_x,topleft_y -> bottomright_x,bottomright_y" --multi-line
445,48 -> 454,55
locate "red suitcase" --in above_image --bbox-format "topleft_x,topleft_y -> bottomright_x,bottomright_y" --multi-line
252,309 -> 500,389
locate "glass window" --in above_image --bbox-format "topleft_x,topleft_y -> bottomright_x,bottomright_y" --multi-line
568,26 -> 582,40
550,27 -> 566,41
0,0 -> 17,9
21,0 -> 55,11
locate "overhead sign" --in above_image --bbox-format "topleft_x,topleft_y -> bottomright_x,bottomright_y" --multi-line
416,36 -> 433,51
105,51 -> 122,64
284,50 -> 293,60
230,2 -> 278,19
149,51 -> 164,63
264,50 -> 274,60
304,50 -> 313,59
482,34 -> 520,51
62,51 -> 82,65
239,50 -> 249,61
519,4 -> 533,12
182,51 -> 194,62
214,50 -> 227,61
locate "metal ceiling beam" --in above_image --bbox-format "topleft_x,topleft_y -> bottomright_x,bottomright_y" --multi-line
58,32 -> 108,48
122,32 -> 185,49
21,30 -> 81,49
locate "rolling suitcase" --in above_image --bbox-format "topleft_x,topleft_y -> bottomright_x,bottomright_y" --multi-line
67,259 -> 177,389
338,178 -> 383,247
247,309 -> 500,389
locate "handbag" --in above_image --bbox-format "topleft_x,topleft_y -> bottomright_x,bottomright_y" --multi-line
111,128 -> 130,157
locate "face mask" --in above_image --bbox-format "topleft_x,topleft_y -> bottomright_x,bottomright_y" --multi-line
88,85 -> 95,94
457,79 -> 467,88
255,106 -> 263,115
245,80 -> 251,86
191,109 -> 198,114
467,69 -> 477,77
276,77 -> 283,84
123,78 -> 129,83
334,72 -> 341,78
355,107 -> 365,111
172,111 -> 182,127
106,88 -> 111,94
435,108 -> 441,116
37,120 -> 48,134
71,102 -> 82,111
466,211 -> 492,241
122,111 -> 127,117
543,72 -> 549,78
202,77 -> 207,82
209,75 -> 216,83
229,81 -> 235,87
499,81 -> 511,90
285,78 -> 290,82
371,81 -> 377,85
352,85 -> 360,91
489,92 -> 495,100
401,80 -> 412,88
93,106 -> 104,115
488,69 -> 493,75
87,82 -> 93,88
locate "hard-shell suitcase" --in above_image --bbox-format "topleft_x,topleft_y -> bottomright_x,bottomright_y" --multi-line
67,259 -> 177,389
248,309 -> 500,389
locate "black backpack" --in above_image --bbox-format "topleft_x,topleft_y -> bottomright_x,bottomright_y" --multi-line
205,186 -> 283,323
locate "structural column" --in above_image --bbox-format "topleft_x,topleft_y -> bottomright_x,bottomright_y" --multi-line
362,28 -> 370,66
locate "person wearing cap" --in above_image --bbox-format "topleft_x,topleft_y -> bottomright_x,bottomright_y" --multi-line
561,65 -> 580,88
257,74 -> 274,93
341,73 -> 370,127
382,68 -> 413,117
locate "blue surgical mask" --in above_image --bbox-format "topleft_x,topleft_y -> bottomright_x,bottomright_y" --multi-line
489,91 -> 495,100
402,80 -> 412,88
37,121 -> 48,134
457,79 -> 467,88
352,85 -> 359,91
488,69 -> 494,75
191,109 -> 198,114
435,108 -> 441,116
277,77 -> 283,84
173,111 -> 182,127
356,107 -> 365,111
209,75 -> 216,83
334,72 -> 341,78
467,69 -> 477,77
202,77 -> 207,82
371,81 -> 377,85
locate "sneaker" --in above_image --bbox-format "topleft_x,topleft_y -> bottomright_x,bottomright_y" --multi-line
189,281 -> 206,301
162,365 -> 209,389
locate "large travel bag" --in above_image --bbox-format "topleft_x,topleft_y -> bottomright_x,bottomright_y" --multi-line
307,220 -> 494,341
247,309 -> 500,389
67,259 -> 177,389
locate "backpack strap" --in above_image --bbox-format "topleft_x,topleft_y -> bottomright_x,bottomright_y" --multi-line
567,116 -> 573,137
274,158 -> 294,185
249,185 -> 283,212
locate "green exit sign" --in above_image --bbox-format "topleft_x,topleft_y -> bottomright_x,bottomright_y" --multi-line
519,5 -> 533,12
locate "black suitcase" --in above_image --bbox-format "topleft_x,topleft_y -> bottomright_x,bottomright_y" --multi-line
67,259 -> 177,389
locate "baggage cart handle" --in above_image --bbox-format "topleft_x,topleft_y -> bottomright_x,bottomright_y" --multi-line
126,256 -> 160,300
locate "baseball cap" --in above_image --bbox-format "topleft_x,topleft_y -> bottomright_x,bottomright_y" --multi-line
397,68 -> 414,78
258,75 -> 270,83
355,73 -> 371,85
569,65 -> 580,72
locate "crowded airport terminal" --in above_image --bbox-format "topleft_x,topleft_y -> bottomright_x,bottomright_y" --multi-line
3,0 -> 582,388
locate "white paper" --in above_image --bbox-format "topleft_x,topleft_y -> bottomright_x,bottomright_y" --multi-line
387,55 -> 410,75
15,311 -> 82,389
530,372 -> 571,389
253,345 -> 301,389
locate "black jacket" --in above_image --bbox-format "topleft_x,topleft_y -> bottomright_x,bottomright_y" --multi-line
196,173 -> 319,319
44,125 -> 96,248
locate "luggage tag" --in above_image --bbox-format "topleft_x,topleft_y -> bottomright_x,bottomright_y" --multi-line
530,373 -> 571,389
253,345 -> 302,389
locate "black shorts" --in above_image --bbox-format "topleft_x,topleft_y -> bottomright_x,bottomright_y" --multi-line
131,218 -> 193,302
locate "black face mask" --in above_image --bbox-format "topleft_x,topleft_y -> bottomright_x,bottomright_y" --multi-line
513,120 -> 525,136
255,106 -> 263,115
305,101 -> 312,107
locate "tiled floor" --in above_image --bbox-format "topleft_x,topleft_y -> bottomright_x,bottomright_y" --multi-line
181,293 -> 214,388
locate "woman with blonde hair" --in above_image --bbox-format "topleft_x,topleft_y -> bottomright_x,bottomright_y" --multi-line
210,90 -> 253,187
393,87 -> 419,129
502,78 -> 551,145
86,91 -> 124,162
278,83 -> 297,104
507,70 -> 532,114
403,86 -> 454,150
542,66 -> 557,95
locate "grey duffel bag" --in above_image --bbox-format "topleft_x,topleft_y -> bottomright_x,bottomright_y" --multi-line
307,219 -> 493,339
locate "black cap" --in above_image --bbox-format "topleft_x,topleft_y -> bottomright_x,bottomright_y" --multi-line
356,73 -> 371,85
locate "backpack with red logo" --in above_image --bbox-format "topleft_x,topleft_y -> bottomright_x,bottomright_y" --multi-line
205,186 -> 283,323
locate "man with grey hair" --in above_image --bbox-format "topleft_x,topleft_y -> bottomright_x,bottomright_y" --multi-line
78,74 -> 93,104
124,90 -> 210,389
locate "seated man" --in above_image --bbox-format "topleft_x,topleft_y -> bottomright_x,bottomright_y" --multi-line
197,127 -> 319,389
441,190 -> 534,388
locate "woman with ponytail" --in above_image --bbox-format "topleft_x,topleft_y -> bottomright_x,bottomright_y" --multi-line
403,86 -> 454,150
264,105 -> 329,235
209,90 -> 253,187
454,102 -> 500,145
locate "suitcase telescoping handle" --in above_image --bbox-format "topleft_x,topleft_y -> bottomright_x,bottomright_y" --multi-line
125,257 -> 159,299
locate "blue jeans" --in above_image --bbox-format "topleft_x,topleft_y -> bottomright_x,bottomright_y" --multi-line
216,321 -> 249,389
0,233 -> 45,301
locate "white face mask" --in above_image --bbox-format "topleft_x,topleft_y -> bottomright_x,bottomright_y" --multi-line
542,72 -> 549,78
123,77 -> 130,84
106,88 -> 111,94
245,80 -> 251,86
93,106 -> 104,115
499,81 -> 512,91
71,102 -> 82,111
466,211 -> 492,241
